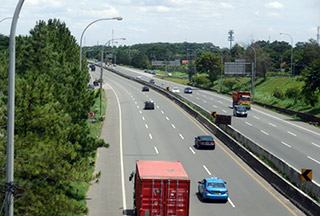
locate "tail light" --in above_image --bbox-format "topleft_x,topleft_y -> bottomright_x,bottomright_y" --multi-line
211,141 -> 215,144
200,141 -> 204,144
222,190 -> 228,194
205,190 -> 211,194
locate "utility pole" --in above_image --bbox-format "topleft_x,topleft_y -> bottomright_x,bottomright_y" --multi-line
228,30 -> 234,50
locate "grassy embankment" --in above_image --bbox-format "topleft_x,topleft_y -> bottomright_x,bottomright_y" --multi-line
155,70 -> 320,117
70,88 -> 107,213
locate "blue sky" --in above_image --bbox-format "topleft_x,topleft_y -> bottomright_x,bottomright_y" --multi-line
0,0 -> 319,48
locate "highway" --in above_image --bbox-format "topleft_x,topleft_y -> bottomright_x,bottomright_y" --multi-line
89,67 -> 305,216
114,65 -> 320,184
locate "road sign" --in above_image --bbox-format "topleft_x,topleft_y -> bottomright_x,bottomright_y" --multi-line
88,111 -> 96,119
211,111 -> 217,119
215,115 -> 232,125
301,169 -> 312,181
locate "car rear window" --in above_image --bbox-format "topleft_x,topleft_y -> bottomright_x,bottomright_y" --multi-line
199,136 -> 213,141
207,182 -> 225,188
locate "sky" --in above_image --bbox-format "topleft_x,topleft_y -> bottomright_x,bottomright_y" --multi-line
0,0 -> 319,48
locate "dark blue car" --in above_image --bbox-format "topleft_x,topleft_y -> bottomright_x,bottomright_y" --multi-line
198,176 -> 228,202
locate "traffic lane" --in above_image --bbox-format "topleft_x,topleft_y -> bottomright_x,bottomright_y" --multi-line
231,116 -> 320,182
107,71 -> 305,216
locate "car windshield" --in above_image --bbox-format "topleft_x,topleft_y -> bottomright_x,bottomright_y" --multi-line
207,182 -> 225,188
199,136 -> 213,141
237,106 -> 247,112
240,96 -> 250,101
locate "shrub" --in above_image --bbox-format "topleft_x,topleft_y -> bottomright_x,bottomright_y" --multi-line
223,78 -> 237,91
192,75 -> 210,86
273,88 -> 285,99
285,87 -> 300,99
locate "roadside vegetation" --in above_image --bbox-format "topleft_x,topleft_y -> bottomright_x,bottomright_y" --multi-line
0,20 -> 106,215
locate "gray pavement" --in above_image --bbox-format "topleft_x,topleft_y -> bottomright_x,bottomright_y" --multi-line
86,83 -> 123,216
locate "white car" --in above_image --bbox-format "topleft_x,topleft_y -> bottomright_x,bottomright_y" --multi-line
172,87 -> 180,94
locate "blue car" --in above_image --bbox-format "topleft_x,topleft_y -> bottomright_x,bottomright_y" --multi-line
198,176 -> 228,202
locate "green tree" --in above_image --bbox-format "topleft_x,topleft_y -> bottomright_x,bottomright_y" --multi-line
302,58 -> 320,106
195,52 -> 222,86
131,51 -> 151,69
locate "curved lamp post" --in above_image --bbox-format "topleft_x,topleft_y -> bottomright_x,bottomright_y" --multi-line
99,37 -> 125,118
79,17 -> 123,71
6,1 -> 25,215
280,32 -> 293,76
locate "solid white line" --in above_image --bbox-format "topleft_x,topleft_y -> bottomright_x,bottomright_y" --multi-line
142,116 -> 145,121
108,84 -> 126,210
287,131 -> 297,136
261,130 -> 269,136
281,141 -> 291,148
268,123 -> 277,127
203,165 -> 212,175
245,122 -> 252,126
189,147 -> 196,154
145,124 -> 148,129
154,146 -> 159,154
166,116 -> 170,121
228,198 -> 236,208
254,116 -> 260,120
179,134 -> 184,140
222,110 -> 227,113
312,142 -> 320,148
149,133 -> 153,139
172,124 -> 176,129
308,156 -> 320,165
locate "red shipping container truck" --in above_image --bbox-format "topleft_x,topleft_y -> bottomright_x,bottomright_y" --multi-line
130,160 -> 190,216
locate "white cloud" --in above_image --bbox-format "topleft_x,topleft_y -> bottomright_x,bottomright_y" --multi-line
156,6 -> 171,12
254,10 -> 261,15
220,2 -> 234,9
265,1 -> 284,9
267,12 -> 279,16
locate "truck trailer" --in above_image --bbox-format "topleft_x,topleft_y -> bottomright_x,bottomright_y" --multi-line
232,91 -> 251,109
129,160 -> 190,216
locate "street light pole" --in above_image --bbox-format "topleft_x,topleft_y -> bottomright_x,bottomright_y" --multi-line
0,17 -> 13,24
79,17 -> 123,71
99,38 -> 125,118
280,32 -> 294,76
247,45 -> 256,103
6,1 -> 25,216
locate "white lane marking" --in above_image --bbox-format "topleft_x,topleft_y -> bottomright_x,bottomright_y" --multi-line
179,134 -> 184,140
229,198 -> 236,208
245,122 -> 252,126
218,101 -> 222,104
172,124 -> 176,129
157,105 -> 160,109
261,130 -> 269,136
161,110 -> 164,114
308,156 -> 320,165
142,116 -> 145,121
222,110 -> 227,113
189,147 -> 196,154
196,97 -> 200,100
203,165 -> 212,175
139,111 -> 142,114
146,95 -> 148,97
268,123 -> 277,127
203,100 -> 207,103
253,108 -> 320,137
281,141 -> 291,148
197,93 -> 200,95
154,146 -> 159,154
203,95 -> 207,98
149,133 -> 153,139
145,124 -> 148,129
107,84 -> 126,210
134,101 -> 137,104
254,116 -> 260,120
137,106 -> 140,109
287,131 -> 297,137
213,105 -> 217,108
166,116 -> 170,121
312,142 -> 320,148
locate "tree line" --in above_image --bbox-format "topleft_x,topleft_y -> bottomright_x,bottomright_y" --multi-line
0,19 -> 105,215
